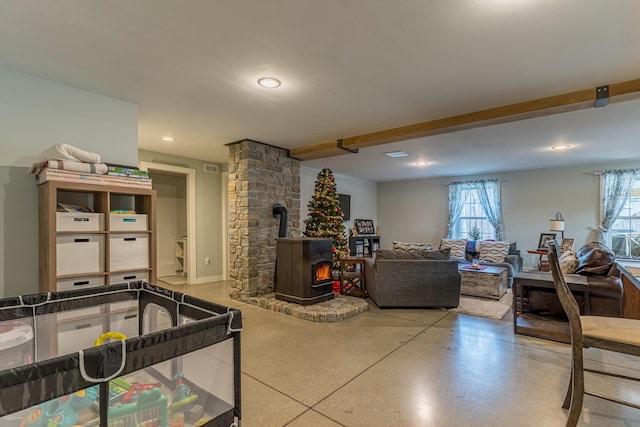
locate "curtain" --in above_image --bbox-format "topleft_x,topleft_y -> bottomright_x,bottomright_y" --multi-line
447,182 -> 465,238
600,169 -> 639,244
476,179 -> 506,241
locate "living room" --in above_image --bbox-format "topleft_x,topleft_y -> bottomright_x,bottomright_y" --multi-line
2,2 -> 640,425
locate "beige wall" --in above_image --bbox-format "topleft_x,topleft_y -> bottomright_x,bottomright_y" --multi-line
378,160 -> 640,270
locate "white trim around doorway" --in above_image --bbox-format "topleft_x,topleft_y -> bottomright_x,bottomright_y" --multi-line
139,161 -> 197,284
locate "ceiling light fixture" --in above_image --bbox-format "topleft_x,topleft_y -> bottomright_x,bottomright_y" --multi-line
258,77 -> 281,88
162,136 -> 175,142
551,144 -> 571,150
415,162 -> 429,166
384,150 -> 409,158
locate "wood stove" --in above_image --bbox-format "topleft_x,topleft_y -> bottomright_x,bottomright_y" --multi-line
275,237 -> 335,305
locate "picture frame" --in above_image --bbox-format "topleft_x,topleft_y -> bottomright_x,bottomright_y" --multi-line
354,219 -> 375,235
560,238 -> 575,254
537,233 -> 557,250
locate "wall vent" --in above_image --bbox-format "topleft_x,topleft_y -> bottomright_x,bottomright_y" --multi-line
203,164 -> 219,174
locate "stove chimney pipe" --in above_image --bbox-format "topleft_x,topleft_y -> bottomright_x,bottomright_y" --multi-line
272,203 -> 288,238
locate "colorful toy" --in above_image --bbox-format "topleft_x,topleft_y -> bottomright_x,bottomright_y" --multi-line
108,388 -> 168,427
168,374 -> 198,412
122,382 -> 162,404
20,387 -> 98,427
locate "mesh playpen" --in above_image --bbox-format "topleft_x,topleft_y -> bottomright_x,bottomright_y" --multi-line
0,282 -> 242,427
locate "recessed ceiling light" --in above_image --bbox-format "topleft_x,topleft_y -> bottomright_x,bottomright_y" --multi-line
415,161 -> 429,166
552,144 -> 571,150
162,136 -> 175,142
258,77 -> 281,88
384,150 -> 409,158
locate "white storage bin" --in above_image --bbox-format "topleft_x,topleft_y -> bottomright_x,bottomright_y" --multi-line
57,275 -> 105,291
110,234 -> 149,271
56,212 -> 104,232
109,310 -> 139,339
109,270 -> 149,284
57,317 -> 105,356
110,214 -> 148,231
56,235 -> 104,275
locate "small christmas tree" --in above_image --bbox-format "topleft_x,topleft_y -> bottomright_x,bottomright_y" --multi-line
304,168 -> 350,264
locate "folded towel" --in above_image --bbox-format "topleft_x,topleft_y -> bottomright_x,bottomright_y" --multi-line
30,160 -> 108,175
36,143 -> 101,164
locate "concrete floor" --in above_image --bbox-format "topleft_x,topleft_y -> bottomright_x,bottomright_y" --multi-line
161,280 -> 640,426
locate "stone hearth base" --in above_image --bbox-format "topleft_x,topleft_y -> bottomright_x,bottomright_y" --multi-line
245,293 -> 369,322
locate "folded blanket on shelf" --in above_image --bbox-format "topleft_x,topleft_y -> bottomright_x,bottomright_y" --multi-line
38,143 -> 101,163
30,160 -> 108,175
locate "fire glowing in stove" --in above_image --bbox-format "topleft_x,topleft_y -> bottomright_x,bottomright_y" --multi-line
315,263 -> 331,282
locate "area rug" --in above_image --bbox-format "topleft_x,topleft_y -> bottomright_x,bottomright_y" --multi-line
451,289 -> 512,320
158,275 -> 188,285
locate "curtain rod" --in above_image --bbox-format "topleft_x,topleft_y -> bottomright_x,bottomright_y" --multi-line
444,179 -> 507,186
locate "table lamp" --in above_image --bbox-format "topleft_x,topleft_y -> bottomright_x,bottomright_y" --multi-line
550,212 -> 565,240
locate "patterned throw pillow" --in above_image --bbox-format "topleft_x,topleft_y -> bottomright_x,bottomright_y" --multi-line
478,241 -> 510,263
559,251 -> 579,274
392,241 -> 433,252
439,239 -> 467,259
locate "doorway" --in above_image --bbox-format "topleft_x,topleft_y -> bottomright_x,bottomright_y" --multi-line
139,161 -> 196,284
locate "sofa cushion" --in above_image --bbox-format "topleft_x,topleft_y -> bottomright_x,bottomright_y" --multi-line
377,248 -> 450,260
439,239 -> 467,259
392,240 -> 433,252
559,251 -> 579,274
478,241 -> 510,263
576,242 -> 616,275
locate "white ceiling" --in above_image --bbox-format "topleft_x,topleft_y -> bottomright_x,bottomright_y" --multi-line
1,0 -> 639,181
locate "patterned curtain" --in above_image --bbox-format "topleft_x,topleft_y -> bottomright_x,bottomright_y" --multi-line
600,169 -> 639,244
447,182 -> 465,238
476,179 -> 506,241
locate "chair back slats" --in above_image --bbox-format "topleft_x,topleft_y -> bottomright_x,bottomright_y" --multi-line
548,240 -> 583,345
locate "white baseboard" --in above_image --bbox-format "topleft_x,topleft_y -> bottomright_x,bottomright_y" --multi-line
189,275 -> 224,284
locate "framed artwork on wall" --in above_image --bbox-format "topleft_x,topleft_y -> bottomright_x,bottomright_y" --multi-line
538,233 -> 557,250
354,219 -> 375,235
560,238 -> 575,254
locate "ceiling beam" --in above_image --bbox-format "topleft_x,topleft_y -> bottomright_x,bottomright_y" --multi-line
290,78 -> 640,161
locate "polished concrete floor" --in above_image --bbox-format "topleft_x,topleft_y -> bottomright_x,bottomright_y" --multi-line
161,281 -> 640,426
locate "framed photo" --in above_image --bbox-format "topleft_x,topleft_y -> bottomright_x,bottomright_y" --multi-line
354,219 -> 375,235
537,233 -> 557,250
560,238 -> 575,254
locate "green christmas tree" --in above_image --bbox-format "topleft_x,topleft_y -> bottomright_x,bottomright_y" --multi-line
304,168 -> 350,264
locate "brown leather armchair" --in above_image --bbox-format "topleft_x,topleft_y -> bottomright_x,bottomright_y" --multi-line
519,242 -> 623,318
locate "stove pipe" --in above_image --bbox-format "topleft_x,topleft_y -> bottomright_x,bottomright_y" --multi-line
272,203 -> 288,238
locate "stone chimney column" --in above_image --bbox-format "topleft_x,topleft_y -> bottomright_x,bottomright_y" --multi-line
227,140 -> 300,301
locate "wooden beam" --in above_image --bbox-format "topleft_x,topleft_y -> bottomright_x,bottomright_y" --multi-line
290,78 -> 640,160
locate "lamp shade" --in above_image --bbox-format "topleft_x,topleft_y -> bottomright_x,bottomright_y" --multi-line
549,212 -> 565,232
549,219 -> 565,232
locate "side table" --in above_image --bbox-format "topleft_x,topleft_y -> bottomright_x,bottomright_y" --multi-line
338,257 -> 367,298
527,249 -> 550,272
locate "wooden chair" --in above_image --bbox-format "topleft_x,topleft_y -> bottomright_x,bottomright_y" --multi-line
547,240 -> 640,426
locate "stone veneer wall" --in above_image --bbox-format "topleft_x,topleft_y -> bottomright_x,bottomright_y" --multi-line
227,139 -> 301,301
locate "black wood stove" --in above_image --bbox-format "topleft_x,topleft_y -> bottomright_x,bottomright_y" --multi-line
275,237 -> 335,305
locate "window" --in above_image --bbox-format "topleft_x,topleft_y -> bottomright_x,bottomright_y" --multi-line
609,177 -> 640,258
448,179 -> 504,241
451,187 -> 495,240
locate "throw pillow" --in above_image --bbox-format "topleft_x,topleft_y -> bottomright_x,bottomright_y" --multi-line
559,251 -> 579,274
439,239 -> 467,259
478,241 -> 510,263
392,241 -> 433,252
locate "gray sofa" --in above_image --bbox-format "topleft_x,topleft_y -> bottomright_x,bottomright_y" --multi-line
364,254 -> 461,308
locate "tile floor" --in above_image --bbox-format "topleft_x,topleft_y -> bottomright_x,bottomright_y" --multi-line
161,281 -> 640,426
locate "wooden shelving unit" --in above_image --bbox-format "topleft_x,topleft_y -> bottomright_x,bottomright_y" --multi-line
38,180 -> 157,292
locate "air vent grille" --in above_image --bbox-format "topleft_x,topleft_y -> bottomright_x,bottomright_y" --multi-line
203,164 -> 219,174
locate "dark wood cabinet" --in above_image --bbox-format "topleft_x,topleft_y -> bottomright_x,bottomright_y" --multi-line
349,235 -> 380,257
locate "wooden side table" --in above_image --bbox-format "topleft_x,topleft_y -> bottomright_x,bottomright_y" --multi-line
527,249 -> 550,271
338,257 -> 367,297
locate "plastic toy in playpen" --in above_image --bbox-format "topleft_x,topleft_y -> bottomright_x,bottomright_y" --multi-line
19,387 -> 98,427
168,373 -> 198,412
